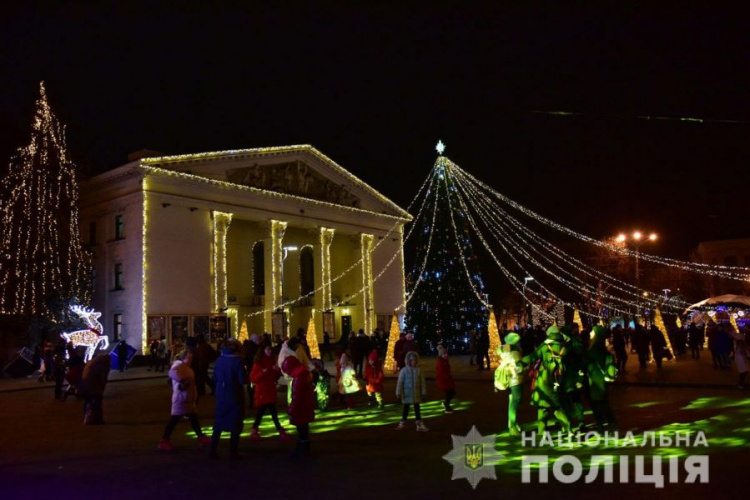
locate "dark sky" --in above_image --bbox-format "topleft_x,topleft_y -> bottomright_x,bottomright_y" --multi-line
2,2 -> 749,260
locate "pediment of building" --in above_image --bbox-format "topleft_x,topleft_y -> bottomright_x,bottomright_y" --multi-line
140,145 -> 410,219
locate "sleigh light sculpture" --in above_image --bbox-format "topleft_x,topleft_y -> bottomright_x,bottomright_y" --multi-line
61,305 -> 109,362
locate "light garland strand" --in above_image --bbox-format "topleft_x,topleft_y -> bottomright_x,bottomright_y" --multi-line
452,164 -> 750,280
454,170 -> 673,316
453,167 -> 683,307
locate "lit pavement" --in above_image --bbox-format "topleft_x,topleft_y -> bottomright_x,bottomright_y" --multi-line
0,353 -> 747,499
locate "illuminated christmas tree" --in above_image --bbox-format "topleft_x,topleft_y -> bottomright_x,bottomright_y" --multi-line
404,156 -> 488,353
306,314 -> 320,359
0,82 -> 90,318
488,309 -> 501,367
383,314 -> 400,373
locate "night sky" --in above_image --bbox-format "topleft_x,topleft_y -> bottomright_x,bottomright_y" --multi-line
2,2 -> 748,262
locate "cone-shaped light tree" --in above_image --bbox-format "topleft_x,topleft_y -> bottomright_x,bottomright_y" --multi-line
384,314 -> 400,373
306,314 -> 320,359
0,82 -> 90,318
488,309 -> 501,367
404,155 -> 488,353
653,308 -> 675,359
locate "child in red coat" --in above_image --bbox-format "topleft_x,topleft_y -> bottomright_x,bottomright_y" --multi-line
436,345 -> 456,413
364,349 -> 384,410
249,343 -> 290,441
282,355 -> 316,456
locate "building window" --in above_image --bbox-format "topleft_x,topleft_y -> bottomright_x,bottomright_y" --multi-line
115,214 -> 124,240
114,313 -> 123,341
89,221 -> 97,246
253,241 -> 265,296
300,246 -> 314,297
114,263 -> 123,290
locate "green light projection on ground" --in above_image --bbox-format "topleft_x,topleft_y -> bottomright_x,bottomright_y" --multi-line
187,400 -> 473,439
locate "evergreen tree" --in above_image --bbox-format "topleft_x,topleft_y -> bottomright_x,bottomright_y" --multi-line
405,156 -> 488,353
0,82 -> 90,318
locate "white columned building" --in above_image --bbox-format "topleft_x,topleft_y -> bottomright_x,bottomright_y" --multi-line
80,145 -> 410,353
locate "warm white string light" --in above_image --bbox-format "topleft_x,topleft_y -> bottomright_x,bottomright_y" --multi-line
0,82 -> 90,316
454,168 -> 682,315
453,164 -> 750,280
454,173 -> 640,318
239,157 -> 436,320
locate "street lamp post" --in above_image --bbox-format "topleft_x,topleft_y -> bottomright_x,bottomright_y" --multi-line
617,231 -> 657,285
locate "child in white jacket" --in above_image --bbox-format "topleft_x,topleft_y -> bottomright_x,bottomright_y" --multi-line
396,351 -> 428,431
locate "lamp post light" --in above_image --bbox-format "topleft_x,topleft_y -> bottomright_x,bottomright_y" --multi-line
616,231 -> 657,285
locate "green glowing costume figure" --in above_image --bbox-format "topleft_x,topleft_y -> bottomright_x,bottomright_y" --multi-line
560,325 -> 586,432
494,332 -> 524,436
521,325 -> 571,434
587,325 -> 618,431
312,359 -> 331,411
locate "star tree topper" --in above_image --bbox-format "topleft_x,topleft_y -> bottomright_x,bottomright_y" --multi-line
436,140 -> 446,155
442,425 -> 504,489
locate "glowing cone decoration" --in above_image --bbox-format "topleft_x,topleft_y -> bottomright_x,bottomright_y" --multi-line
238,320 -> 249,342
384,315 -> 399,373
306,314 -> 320,359
573,309 -> 583,330
654,308 -> 675,360
488,309 -> 501,368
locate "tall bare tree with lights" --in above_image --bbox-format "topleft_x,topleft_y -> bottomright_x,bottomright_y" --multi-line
0,82 -> 90,321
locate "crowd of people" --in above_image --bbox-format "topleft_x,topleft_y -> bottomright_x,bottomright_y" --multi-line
32,314 -> 748,459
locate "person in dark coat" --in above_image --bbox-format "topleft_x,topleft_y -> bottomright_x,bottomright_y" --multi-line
587,326 -> 618,431
351,329 -> 368,378
611,325 -> 628,372
116,340 -> 129,372
193,334 -> 217,396
209,339 -> 246,459
322,331 -> 332,361
243,334 -> 261,409
436,345 -> 456,413
78,354 -> 111,424
282,355 -> 316,457
687,323 -> 700,360
633,324 -> 650,368
394,333 -> 407,370
649,325 -> 667,369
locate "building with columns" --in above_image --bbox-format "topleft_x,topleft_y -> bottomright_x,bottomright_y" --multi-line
79,145 -> 410,353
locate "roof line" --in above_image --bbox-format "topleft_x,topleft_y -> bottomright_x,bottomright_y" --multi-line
139,144 -> 411,219
140,164 -> 412,222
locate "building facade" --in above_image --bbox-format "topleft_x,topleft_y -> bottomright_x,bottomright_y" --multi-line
80,145 -> 410,353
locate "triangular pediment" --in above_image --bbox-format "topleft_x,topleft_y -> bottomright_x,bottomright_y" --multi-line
139,145 -> 410,219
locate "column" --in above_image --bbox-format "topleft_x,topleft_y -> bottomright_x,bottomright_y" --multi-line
315,227 -> 335,339
212,211 -> 233,312
263,220 -> 287,334
359,233 -> 375,335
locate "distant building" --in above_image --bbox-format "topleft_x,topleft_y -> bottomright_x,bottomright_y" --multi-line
79,145 -> 410,353
694,238 -> 750,267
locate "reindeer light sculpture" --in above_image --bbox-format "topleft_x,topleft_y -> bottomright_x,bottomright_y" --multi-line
61,305 -> 109,362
